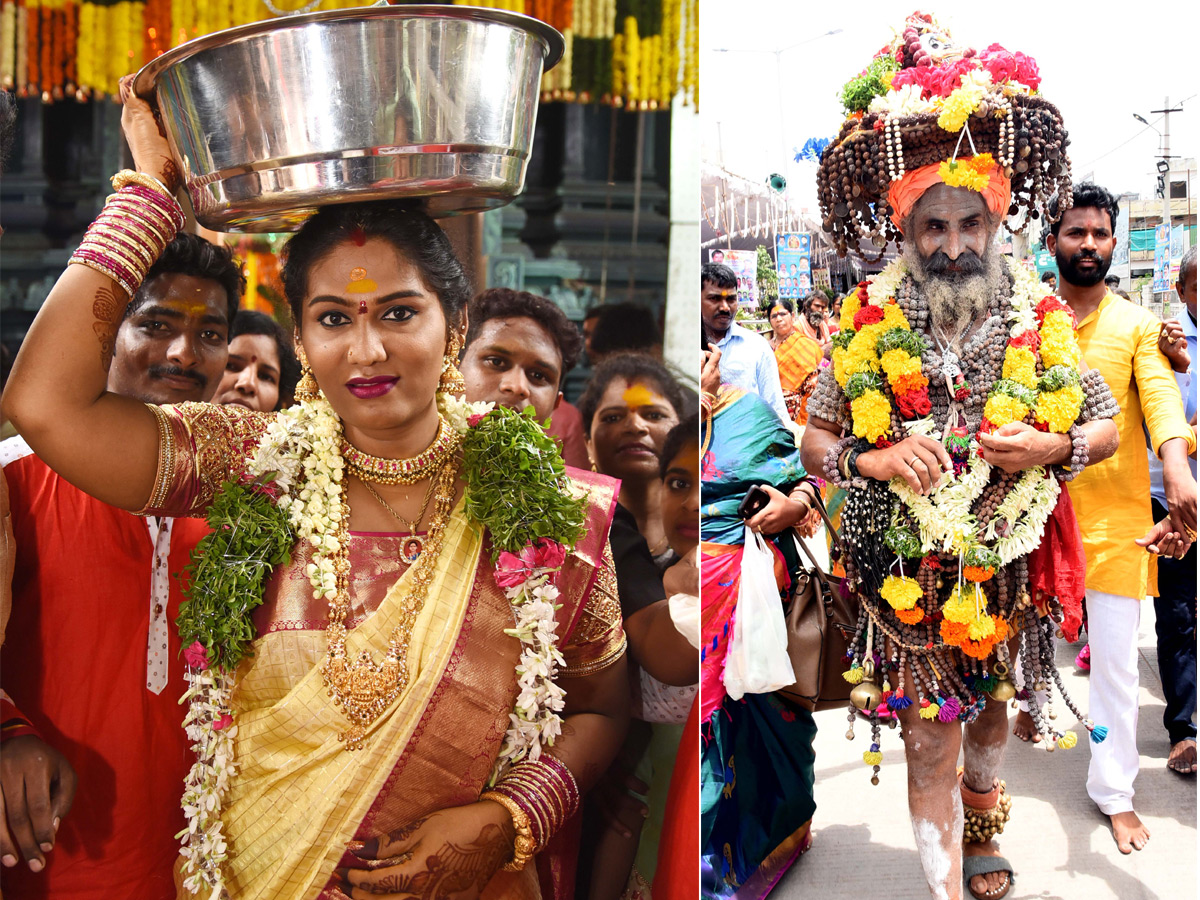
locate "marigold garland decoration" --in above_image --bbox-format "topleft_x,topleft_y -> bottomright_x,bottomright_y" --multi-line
4,0 -> 698,105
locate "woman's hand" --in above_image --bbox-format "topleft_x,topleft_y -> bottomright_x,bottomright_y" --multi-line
118,74 -> 179,191
335,802 -> 514,899
744,483 -> 809,535
857,435 -> 952,494
661,546 -> 699,597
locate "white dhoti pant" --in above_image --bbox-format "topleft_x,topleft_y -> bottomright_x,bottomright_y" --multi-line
1084,588 -> 1142,815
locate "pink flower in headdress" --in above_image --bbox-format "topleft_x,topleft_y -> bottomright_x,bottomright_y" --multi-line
182,641 -> 210,670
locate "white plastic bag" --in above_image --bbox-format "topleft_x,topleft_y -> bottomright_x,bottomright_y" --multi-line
723,526 -> 795,699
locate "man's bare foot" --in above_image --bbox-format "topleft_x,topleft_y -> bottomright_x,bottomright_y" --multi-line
1109,811 -> 1150,854
1011,710 -> 1041,743
1167,739 -> 1196,774
963,839 -> 1012,899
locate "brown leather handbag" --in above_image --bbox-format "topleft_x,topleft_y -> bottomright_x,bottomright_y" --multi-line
778,500 -> 859,712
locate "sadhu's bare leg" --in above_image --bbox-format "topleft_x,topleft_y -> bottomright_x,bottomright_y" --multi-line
897,699 -> 965,900
961,692 -> 1013,897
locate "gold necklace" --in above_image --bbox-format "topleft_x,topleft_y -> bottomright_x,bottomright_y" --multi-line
342,415 -> 456,486
359,471 -> 439,560
321,436 -> 462,749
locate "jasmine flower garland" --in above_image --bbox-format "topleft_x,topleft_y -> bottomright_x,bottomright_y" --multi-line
174,394 -> 588,897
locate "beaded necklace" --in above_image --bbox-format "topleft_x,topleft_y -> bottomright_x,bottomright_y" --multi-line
342,415 -> 457,485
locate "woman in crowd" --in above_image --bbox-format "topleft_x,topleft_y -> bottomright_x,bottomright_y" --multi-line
699,346 -> 821,898
575,356 -> 696,897
3,90 -> 629,900
652,416 -> 702,900
765,298 -> 823,426
212,309 -> 301,412
579,353 -> 687,568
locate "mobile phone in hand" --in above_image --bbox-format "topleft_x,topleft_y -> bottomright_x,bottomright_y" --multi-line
737,485 -> 771,520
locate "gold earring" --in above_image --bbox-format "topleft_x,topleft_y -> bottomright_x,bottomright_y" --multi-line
294,339 -> 321,402
439,330 -> 465,395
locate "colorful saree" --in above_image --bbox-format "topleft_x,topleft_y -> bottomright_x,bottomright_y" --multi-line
772,332 -> 823,425
141,402 -> 626,900
700,387 -> 818,900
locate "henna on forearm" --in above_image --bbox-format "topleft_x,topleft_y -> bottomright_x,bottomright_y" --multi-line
91,284 -> 126,369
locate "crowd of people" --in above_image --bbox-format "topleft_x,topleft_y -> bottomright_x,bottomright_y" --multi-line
0,87 -> 699,900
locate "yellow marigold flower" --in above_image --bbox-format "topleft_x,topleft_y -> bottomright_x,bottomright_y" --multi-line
967,616 -> 997,641
939,159 -> 989,192
1039,311 -> 1080,369
881,303 -> 909,330
1002,347 -> 1038,389
879,348 -> 922,381
845,332 -> 883,377
966,152 -> 995,173
841,294 -> 862,331
937,81 -> 986,133
833,347 -> 848,386
983,394 -> 1029,427
851,389 -> 891,443
1035,384 -> 1084,433
941,585 -> 975,625
881,575 -> 922,611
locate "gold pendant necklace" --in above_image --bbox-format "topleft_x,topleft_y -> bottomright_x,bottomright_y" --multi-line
359,475 -> 438,560
342,415 -> 456,486
321,436 -> 462,749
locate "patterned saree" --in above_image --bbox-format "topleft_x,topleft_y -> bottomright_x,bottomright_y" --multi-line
140,403 -> 626,900
699,387 -> 818,900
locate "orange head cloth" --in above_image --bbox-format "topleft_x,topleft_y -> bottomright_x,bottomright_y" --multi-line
888,161 -> 1012,232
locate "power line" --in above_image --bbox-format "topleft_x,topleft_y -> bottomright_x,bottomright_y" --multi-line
1077,93 -> 1195,170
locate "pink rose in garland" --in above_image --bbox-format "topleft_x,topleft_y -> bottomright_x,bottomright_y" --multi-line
213,713 -> 234,731
495,544 -> 541,588
533,538 -> 567,570
182,640 -> 210,670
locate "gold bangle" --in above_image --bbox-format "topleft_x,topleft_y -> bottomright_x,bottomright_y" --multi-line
90,222 -> 158,269
111,168 -> 173,198
479,791 -> 536,872
95,211 -> 170,257
105,195 -> 176,241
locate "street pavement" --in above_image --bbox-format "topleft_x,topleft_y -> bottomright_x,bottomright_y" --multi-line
773,600 -> 1197,899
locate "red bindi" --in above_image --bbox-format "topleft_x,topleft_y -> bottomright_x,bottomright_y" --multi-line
350,226 -> 366,247
359,300 -> 369,315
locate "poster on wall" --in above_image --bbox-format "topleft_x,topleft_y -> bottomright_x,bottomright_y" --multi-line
1152,224 -> 1172,293
708,248 -> 759,306
812,267 -> 831,291
775,233 -> 812,300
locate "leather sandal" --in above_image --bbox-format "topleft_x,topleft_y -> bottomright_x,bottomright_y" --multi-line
962,854 -> 1014,900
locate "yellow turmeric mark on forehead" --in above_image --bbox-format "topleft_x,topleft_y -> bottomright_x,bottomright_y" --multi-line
346,267 -> 378,294
622,384 -> 663,408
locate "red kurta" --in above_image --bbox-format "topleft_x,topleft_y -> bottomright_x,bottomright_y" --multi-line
1,439 -> 209,900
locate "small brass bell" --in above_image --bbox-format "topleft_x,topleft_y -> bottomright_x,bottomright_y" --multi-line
990,679 -> 1017,702
850,681 -> 883,711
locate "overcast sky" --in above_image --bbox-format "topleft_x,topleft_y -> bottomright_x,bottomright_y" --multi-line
701,0 -> 1199,216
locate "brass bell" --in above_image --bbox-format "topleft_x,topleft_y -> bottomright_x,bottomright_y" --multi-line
990,679 -> 1017,702
850,680 -> 883,711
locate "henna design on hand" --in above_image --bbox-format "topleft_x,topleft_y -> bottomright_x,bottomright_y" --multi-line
92,285 -> 125,369
160,158 -> 181,194
353,823 -> 510,899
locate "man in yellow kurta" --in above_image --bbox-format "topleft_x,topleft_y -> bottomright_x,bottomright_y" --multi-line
1046,182 -> 1196,855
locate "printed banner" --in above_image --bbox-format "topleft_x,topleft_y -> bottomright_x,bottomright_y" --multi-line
708,248 -> 759,306
774,233 -> 812,300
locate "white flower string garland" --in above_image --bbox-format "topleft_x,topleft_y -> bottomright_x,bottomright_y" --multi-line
174,392 -> 588,898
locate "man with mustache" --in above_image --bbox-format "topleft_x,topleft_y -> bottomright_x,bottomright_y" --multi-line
1026,183 -> 1195,854
700,262 -> 789,424
799,20 -> 1126,894
797,292 -> 833,353
0,232 -> 242,899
